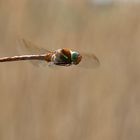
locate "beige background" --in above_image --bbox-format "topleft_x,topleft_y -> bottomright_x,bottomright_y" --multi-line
0,1 -> 140,140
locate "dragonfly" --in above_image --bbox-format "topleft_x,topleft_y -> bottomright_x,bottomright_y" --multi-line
0,39 -> 100,68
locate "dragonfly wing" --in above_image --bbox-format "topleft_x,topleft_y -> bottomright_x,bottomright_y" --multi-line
17,38 -> 51,67
47,62 -> 71,69
47,62 -> 63,69
78,53 -> 100,69
17,38 -> 51,54
27,60 -> 48,67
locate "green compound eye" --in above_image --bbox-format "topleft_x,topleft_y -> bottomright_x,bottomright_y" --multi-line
71,52 -> 79,62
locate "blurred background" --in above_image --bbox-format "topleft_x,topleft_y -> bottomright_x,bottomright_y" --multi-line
0,0 -> 140,140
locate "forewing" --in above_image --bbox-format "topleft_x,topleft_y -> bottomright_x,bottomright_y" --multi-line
78,53 -> 100,69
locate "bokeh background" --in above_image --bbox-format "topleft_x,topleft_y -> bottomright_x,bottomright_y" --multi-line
0,0 -> 140,140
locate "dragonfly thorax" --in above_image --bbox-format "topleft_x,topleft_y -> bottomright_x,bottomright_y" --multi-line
51,48 -> 82,66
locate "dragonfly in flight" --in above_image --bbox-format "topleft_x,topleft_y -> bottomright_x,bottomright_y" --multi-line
0,39 -> 100,68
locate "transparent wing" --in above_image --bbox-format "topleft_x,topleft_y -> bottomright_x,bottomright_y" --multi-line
78,53 -> 100,69
47,62 -> 66,69
17,38 -> 51,54
17,38 -> 51,67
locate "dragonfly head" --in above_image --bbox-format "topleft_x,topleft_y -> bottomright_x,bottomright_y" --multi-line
71,51 -> 82,65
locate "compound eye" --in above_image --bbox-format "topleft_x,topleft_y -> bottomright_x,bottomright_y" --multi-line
71,52 -> 78,62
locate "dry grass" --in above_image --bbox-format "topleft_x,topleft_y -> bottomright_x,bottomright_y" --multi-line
0,1 -> 140,140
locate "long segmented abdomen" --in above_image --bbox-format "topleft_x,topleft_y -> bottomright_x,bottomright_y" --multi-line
0,54 -> 50,62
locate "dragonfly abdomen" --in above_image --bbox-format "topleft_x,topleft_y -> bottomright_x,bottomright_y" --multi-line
0,54 -> 47,62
